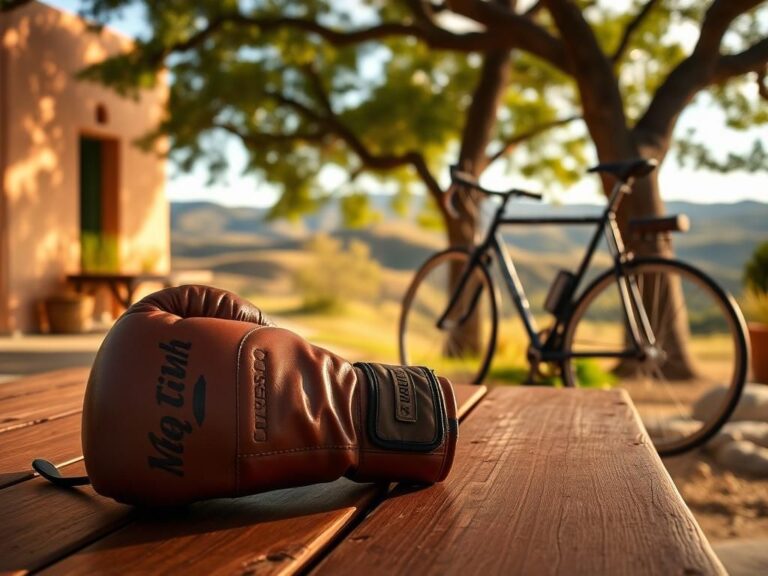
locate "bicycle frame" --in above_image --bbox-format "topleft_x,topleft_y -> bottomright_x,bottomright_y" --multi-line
437,179 -> 655,363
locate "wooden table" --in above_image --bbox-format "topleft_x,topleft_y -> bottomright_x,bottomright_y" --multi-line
0,369 -> 725,575
66,273 -> 172,309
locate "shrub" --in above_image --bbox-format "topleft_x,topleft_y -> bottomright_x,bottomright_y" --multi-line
745,240 -> 768,295
81,233 -> 119,273
743,240 -> 768,323
294,234 -> 382,312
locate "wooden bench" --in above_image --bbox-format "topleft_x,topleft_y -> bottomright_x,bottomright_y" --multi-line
0,369 -> 725,575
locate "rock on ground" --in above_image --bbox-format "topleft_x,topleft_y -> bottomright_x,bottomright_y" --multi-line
713,440 -> 768,477
708,421 -> 768,452
694,384 -> 768,423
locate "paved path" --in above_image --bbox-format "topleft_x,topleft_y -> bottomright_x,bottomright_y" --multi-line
0,333 -> 104,380
712,539 -> 768,576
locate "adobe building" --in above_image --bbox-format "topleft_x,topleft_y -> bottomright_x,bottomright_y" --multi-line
0,1 -> 169,333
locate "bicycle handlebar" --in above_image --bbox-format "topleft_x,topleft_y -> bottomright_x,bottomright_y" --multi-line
444,166 -> 543,218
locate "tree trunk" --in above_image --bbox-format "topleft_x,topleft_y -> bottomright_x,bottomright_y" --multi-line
443,211 -> 484,358
614,171 -> 698,379
441,44 -> 512,357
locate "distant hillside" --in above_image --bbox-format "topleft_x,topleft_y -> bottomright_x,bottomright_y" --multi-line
171,198 -> 768,299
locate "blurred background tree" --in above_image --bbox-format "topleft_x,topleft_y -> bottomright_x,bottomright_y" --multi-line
294,234 -> 382,312
51,0 -> 767,250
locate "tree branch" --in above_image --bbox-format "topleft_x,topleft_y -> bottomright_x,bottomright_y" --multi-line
125,3 -> 567,73
321,114 -> 444,204
524,1 -> 546,18
611,0 -> 660,63
302,65 -> 334,116
213,122 -> 325,146
486,114 -> 581,165
260,83 -> 446,208
712,36 -> 768,83
544,0 -> 633,159
446,0 -> 571,72
233,13 -> 509,53
635,0 -> 766,150
135,9 -> 532,69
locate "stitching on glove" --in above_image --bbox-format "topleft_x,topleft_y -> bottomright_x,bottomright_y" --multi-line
235,326 -> 264,491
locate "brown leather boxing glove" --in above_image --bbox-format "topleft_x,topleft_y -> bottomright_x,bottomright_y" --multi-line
73,285 -> 457,506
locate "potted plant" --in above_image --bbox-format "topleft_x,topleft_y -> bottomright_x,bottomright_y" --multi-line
744,241 -> 768,383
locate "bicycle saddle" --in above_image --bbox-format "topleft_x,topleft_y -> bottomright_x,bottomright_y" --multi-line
587,158 -> 657,182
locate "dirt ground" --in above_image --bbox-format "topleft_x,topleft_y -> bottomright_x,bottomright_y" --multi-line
664,450 -> 768,542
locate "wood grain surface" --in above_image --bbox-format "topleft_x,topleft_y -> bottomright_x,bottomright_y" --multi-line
0,413 -> 82,489
0,368 -> 89,402
0,374 -> 485,576
0,460 -> 134,575
0,368 -> 88,433
40,480 -> 386,576
312,386 -> 726,576
454,384 -> 486,420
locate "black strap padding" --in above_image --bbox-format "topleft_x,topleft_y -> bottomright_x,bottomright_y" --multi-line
32,459 -> 91,487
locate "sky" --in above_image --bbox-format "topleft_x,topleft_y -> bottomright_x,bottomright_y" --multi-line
46,0 -> 767,207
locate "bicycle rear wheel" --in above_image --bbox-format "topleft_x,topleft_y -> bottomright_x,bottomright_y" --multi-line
562,258 -> 748,456
399,249 -> 498,385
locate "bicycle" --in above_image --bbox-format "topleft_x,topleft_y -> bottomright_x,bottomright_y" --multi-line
399,158 -> 749,456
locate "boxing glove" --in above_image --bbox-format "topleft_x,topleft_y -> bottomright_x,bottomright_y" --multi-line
79,285 -> 458,506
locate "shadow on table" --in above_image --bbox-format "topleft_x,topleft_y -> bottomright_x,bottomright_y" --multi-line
0,351 -> 97,376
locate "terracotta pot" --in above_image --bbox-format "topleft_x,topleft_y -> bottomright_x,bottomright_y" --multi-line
748,322 -> 768,384
45,293 -> 95,334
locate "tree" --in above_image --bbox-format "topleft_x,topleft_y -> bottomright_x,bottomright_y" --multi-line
70,0 -> 768,238
28,0 -> 766,369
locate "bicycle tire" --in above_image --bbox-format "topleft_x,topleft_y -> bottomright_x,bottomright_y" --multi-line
561,257 -> 748,456
399,248 -> 499,385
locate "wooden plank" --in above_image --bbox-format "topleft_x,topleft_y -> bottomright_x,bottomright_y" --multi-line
0,460 -> 134,575
34,383 -> 484,576
453,383 -> 486,420
40,480 -> 387,576
0,369 -> 88,433
312,386 -> 726,576
0,368 -> 89,402
0,413 -> 82,490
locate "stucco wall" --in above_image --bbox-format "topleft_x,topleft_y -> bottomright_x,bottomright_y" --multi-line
0,1 -> 169,333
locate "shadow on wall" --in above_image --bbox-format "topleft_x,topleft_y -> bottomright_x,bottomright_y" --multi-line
2,2 -> 167,332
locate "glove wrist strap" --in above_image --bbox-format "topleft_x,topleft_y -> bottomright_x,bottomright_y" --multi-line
354,363 -> 448,453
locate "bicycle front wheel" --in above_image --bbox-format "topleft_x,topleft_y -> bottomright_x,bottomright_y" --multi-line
399,249 -> 498,385
562,258 -> 748,456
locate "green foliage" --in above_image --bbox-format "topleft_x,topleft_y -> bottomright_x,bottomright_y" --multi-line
575,359 -> 618,388
676,133 -> 768,173
81,232 -> 119,273
294,234 -> 381,312
415,196 -> 445,232
741,291 -> 768,324
744,240 -> 768,294
339,193 -> 382,229
76,0 -> 768,222
740,241 -> 768,323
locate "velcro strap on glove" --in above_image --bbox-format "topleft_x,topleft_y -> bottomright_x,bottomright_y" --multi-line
355,363 -> 447,452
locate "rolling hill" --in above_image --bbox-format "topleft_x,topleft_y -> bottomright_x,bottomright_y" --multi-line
171,198 -> 768,305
